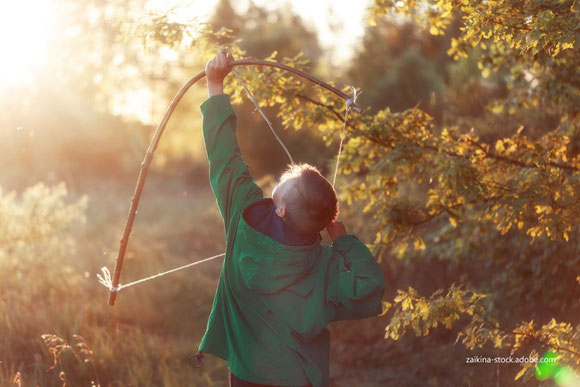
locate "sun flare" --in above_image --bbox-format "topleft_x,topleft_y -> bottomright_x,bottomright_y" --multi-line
0,0 -> 57,88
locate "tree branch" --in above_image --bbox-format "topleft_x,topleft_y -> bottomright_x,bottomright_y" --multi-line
278,88 -> 392,149
473,310 -> 580,358
467,139 -> 579,172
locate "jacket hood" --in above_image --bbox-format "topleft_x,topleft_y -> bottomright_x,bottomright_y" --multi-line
236,201 -> 324,295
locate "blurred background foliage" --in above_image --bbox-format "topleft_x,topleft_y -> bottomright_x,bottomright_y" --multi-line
0,0 -> 578,386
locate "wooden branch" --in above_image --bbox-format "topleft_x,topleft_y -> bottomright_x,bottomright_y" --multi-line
467,139 -> 579,172
278,88 -> 389,148
107,59 -> 361,305
279,88 -> 579,173
473,310 -> 580,358
404,292 -> 580,359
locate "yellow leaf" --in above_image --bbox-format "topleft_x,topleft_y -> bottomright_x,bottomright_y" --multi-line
514,364 -> 531,381
402,297 -> 414,311
535,205 -> 553,214
495,140 -> 504,152
414,237 -> 426,250
379,301 -> 392,316
265,50 -> 278,61
416,300 -> 429,315
449,217 -> 458,228
394,241 -> 409,258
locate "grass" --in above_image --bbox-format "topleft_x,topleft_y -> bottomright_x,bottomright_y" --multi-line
0,174 -> 228,386
0,172 -> 476,386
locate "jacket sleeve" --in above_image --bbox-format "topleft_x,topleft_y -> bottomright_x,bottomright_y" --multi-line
326,234 -> 385,321
201,94 -> 263,234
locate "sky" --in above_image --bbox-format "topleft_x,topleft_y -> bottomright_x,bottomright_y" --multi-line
131,0 -> 372,123
0,0 -> 373,124
147,0 -> 371,63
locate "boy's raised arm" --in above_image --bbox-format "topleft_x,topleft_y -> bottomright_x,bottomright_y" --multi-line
201,53 -> 263,233
325,221 -> 386,321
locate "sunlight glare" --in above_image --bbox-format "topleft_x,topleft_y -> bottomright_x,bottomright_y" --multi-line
0,0 -> 57,88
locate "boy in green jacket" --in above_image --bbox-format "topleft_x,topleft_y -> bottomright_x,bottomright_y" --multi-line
197,52 -> 385,387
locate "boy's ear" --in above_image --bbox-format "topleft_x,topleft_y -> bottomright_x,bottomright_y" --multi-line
275,206 -> 287,218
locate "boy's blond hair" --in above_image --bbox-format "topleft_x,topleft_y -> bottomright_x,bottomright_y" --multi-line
279,163 -> 338,235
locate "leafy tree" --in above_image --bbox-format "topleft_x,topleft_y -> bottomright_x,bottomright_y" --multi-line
356,0 -> 580,383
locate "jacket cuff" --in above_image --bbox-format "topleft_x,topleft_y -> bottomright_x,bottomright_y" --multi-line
200,94 -> 234,116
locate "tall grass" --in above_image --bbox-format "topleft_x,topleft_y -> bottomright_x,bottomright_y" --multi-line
0,177 -> 228,386
0,175 -> 397,386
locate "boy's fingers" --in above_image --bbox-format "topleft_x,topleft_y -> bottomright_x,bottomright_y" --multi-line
206,52 -> 232,80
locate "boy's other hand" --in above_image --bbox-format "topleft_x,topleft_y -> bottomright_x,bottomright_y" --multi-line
326,220 -> 347,242
206,52 -> 234,96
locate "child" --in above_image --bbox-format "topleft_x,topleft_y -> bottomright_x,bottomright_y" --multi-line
197,52 -> 385,387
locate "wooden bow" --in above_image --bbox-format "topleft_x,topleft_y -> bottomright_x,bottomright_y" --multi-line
107,57 -> 361,305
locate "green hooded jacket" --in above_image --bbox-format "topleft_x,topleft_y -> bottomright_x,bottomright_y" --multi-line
198,94 -> 385,387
